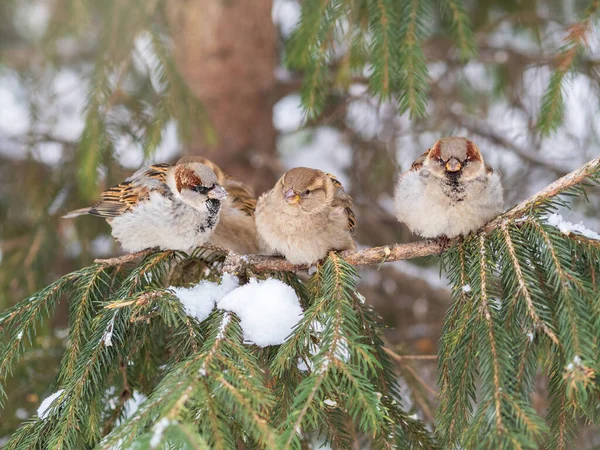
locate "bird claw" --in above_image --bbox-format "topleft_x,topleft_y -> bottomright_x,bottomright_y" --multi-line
438,235 -> 451,251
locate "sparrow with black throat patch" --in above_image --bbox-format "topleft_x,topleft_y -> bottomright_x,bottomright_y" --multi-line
64,161 -> 227,253
176,156 -> 259,255
255,167 -> 356,265
394,137 -> 503,239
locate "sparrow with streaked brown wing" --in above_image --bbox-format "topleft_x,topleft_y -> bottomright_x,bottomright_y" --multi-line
394,136 -> 503,239
64,161 -> 227,253
255,167 -> 356,265
176,156 -> 259,254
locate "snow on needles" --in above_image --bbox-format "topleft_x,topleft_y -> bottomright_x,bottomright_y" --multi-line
217,278 -> 303,347
546,213 -> 600,240
171,275 -> 304,347
169,274 -> 239,322
37,389 -> 65,419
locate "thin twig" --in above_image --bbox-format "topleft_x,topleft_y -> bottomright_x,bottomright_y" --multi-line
95,249 -> 155,265
383,346 -> 437,363
383,347 -> 438,397
94,157 -> 600,273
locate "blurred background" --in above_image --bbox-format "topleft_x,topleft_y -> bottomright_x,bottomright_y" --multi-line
0,0 -> 599,445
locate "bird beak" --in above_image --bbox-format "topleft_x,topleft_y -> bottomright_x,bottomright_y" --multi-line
208,185 -> 227,201
284,188 -> 301,205
445,158 -> 462,172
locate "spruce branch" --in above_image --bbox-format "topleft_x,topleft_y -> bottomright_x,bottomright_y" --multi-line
500,223 -> 559,345
368,0 -> 400,99
538,0 -> 600,135
91,156 -> 600,275
437,0 -> 477,59
397,0 -> 430,117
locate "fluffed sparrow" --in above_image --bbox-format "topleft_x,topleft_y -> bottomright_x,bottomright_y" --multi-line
255,167 -> 356,265
176,156 -> 259,255
394,137 -> 503,238
64,162 -> 227,253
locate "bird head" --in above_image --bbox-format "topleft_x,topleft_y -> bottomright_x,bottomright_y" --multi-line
425,137 -> 485,180
280,167 -> 331,213
172,163 -> 227,213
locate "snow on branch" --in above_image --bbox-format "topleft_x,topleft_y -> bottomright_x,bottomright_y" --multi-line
96,156 -> 600,273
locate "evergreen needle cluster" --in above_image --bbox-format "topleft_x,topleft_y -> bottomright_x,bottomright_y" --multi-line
0,162 -> 599,449
287,0 -> 599,130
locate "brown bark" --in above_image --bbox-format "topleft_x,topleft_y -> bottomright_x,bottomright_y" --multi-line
166,0 -> 279,193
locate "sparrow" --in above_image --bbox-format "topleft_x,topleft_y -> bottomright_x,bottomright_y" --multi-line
64,161 -> 227,253
255,167 -> 356,265
176,156 -> 260,255
394,137 -> 503,239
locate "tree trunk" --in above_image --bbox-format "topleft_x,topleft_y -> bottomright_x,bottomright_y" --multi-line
166,0 -> 279,194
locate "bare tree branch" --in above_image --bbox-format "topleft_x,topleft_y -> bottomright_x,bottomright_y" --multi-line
96,157 -> 600,272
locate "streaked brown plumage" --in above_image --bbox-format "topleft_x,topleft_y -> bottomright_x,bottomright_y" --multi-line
64,162 -> 227,252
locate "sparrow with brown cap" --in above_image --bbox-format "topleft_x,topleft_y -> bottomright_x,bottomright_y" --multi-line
394,137 -> 503,239
64,161 -> 227,253
176,156 -> 259,255
255,167 -> 356,265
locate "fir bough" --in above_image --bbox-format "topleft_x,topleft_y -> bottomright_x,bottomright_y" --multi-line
286,0 -> 477,118
1,161 -> 599,448
0,250 -> 435,449
438,164 -> 600,449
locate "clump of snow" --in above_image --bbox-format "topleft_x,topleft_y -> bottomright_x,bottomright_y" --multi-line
169,274 -> 239,323
323,398 -> 337,407
297,357 -> 311,372
334,338 -> 351,363
150,418 -> 172,448
216,312 -> 232,340
123,391 -> 147,419
546,213 -> 600,240
461,284 -> 472,293
217,278 -> 303,347
102,313 -> 117,347
37,389 -> 65,419
16,330 -> 24,340
566,355 -> 585,371
526,331 -> 534,342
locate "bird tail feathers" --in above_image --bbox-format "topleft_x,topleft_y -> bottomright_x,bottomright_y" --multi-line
62,207 -> 92,219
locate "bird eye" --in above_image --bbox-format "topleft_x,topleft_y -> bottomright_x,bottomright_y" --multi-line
438,157 -> 444,165
191,185 -> 210,195
304,189 -> 310,196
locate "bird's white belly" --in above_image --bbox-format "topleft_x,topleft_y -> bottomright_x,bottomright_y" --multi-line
395,171 -> 502,238
109,194 -> 218,252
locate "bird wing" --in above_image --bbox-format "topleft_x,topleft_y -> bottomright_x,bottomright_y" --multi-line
177,156 -> 256,216
410,149 -> 430,170
86,163 -> 173,218
327,174 -> 356,235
